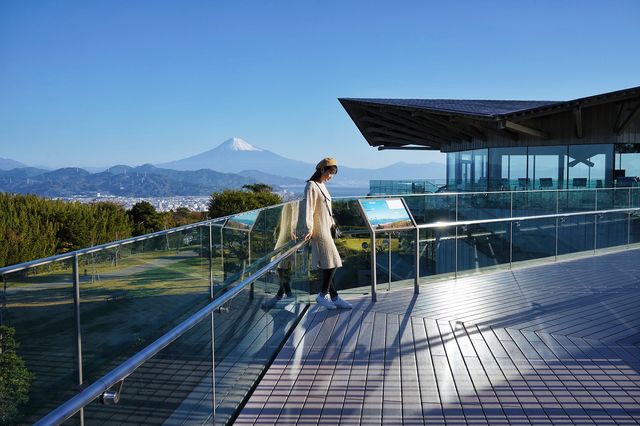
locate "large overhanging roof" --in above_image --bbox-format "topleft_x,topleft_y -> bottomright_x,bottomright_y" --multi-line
339,85 -> 640,151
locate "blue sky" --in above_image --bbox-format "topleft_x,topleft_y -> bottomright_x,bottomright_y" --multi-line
1,0 -> 639,169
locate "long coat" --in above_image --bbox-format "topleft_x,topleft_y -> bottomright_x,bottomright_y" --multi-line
304,181 -> 342,269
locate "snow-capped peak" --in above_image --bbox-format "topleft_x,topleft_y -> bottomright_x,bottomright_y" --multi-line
218,137 -> 263,152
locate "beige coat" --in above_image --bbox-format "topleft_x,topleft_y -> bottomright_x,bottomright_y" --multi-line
304,181 -> 342,269
273,201 -> 299,269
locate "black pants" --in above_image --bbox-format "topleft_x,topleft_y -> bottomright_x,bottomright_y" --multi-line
320,268 -> 338,299
276,267 -> 292,297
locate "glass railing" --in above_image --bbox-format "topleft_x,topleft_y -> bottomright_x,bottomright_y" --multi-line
2,186 -> 640,425
0,202 -> 314,425
330,187 -> 640,295
369,179 -> 446,195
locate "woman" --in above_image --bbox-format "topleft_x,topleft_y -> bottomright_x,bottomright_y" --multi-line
304,157 -> 352,310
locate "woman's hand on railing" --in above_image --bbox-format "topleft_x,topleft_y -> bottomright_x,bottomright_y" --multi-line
304,231 -> 313,241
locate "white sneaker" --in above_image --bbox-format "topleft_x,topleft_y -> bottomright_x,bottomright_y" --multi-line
315,292 -> 336,310
331,296 -> 352,309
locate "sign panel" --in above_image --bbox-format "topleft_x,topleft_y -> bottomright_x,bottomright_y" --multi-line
225,210 -> 259,231
358,198 -> 414,231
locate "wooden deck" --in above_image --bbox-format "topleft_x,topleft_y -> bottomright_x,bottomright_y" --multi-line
237,249 -> 640,425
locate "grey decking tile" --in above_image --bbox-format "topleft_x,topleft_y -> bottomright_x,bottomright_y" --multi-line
237,249 -> 640,425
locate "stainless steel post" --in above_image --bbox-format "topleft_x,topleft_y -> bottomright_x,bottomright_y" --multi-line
209,224 -> 214,300
509,222 -> 513,269
414,227 -> 420,294
371,232 -> 377,302
555,218 -> 559,261
454,225 -> 458,278
455,173 -> 460,278
72,254 -> 84,426
556,190 -> 560,261
387,232 -> 391,292
594,214 -> 598,254
594,189 -> 598,254
220,227 -> 224,283
628,189 -> 632,247
211,313 -> 216,424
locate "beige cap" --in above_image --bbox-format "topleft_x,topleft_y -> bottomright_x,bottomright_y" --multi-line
315,157 -> 338,170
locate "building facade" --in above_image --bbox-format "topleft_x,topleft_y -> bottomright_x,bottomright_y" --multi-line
340,86 -> 640,192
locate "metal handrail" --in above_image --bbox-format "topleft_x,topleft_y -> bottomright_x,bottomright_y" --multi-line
4,187 -> 637,274
0,198 -> 305,276
334,185 -> 639,199
33,239 -> 308,426
415,206 -> 640,229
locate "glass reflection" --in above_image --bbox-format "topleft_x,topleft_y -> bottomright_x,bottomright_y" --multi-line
596,212 -> 629,250
511,218 -> 556,263
568,144 -> 613,189
489,147 -> 527,191
614,144 -> 640,187
1,260 -> 76,424
527,145 -> 567,189
456,222 -> 510,273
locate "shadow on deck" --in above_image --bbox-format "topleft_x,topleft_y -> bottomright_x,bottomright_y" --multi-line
238,249 -> 640,425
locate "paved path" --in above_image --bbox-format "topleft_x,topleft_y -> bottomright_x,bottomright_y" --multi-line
238,249 -> 640,424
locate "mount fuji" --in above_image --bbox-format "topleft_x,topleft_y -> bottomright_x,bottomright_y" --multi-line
157,137 -> 315,179
157,137 -> 445,186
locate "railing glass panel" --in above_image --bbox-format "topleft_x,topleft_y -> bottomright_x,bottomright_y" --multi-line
418,226 -> 456,279
210,219 -> 226,296
374,230 -> 416,292
213,250 -> 306,425
457,222 -> 511,273
79,228 -> 211,385
630,211 -> 640,244
414,194 -> 456,224
457,192 -> 511,221
559,189 -> 596,213
1,259 -> 77,424
332,197 -> 370,294
81,318 -> 214,425
632,188 -> 640,208
557,214 -> 595,255
511,218 -> 557,263
512,190 -> 558,217
595,188 -> 631,210
595,212 -> 629,250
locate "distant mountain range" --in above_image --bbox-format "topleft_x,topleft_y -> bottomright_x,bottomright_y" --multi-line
0,157 -> 28,170
0,165 -> 258,197
158,137 -> 445,185
0,137 -> 445,197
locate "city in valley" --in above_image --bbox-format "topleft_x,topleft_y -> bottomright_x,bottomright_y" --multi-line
57,189 -> 302,212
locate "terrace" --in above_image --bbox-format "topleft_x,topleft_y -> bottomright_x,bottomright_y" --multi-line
238,249 -> 640,424
2,186 -> 640,425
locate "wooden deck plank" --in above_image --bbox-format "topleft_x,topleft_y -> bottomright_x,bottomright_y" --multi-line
238,248 -> 640,425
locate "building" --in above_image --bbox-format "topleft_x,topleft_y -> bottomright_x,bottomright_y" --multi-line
340,86 -> 640,191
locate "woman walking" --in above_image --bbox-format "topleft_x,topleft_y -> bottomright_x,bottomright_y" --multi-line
304,157 -> 352,310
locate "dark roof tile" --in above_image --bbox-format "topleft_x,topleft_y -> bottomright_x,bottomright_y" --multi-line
342,98 -> 561,116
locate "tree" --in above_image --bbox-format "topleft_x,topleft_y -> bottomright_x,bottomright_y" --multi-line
127,201 -> 163,236
0,194 -> 132,267
0,326 -> 32,425
171,207 -> 206,227
242,183 -> 273,193
208,188 -> 281,219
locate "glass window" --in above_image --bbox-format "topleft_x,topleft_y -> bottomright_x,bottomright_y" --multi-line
568,144 -> 613,189
614,144 -> 640,187
527,145 -> 568,189
472,149 -> 488,191
488,147 -> 527,190
446,152 -> 457,188
448,150 -> 487,191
